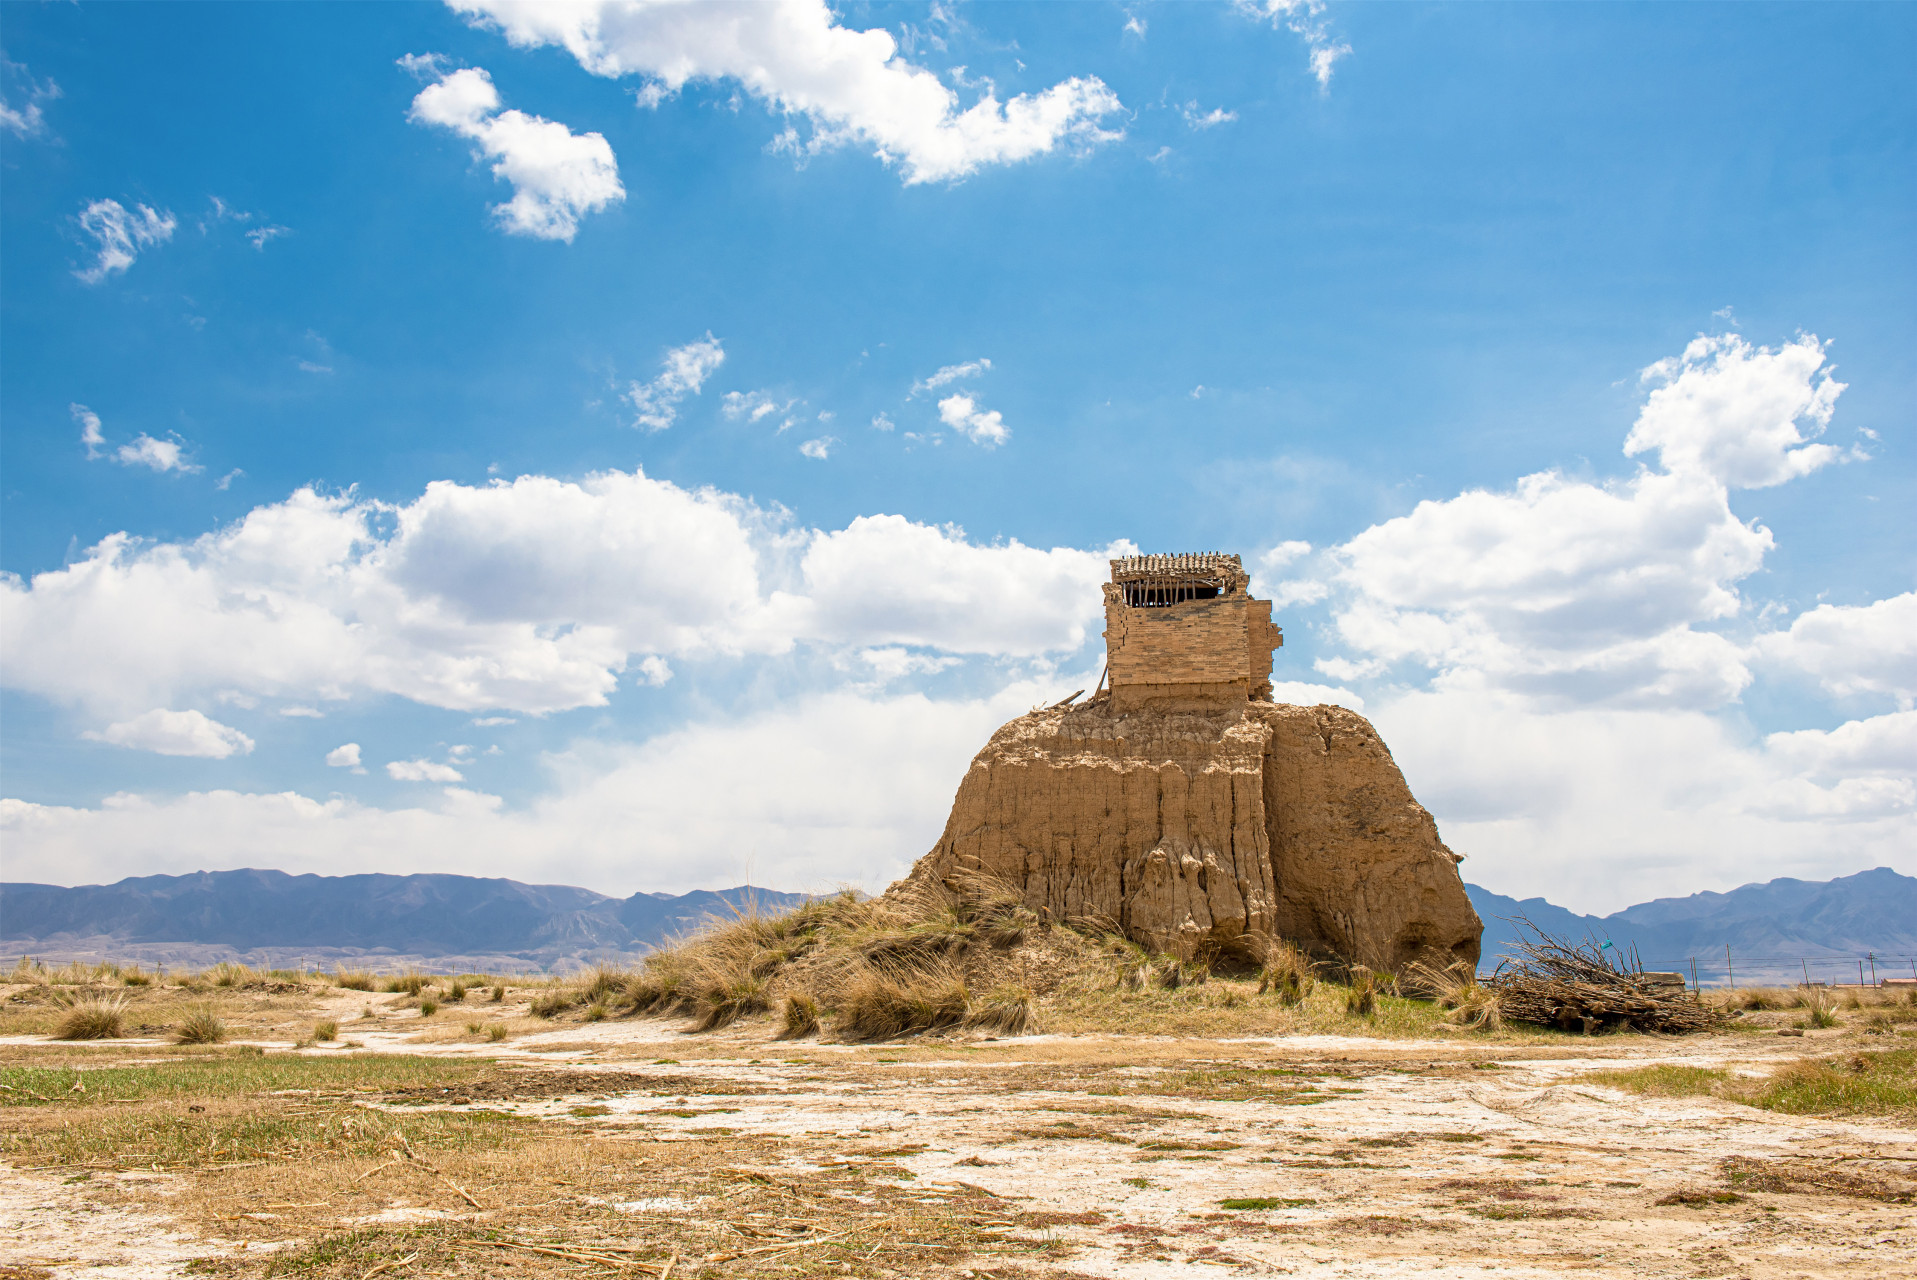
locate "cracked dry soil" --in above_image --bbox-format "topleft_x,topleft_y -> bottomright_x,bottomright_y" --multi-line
3,1020 -> 1914,1279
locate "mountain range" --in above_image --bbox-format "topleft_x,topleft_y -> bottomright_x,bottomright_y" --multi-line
4,866 -> 1913,981
0,870 -> 809,973
1469,867 -> 1917,984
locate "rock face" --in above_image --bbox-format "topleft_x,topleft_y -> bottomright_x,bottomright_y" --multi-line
906,698 -> 1482,972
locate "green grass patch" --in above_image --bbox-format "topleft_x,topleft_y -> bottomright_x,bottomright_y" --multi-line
0,1052 -> 494,1106
1219,1197 -> 1313,1210
1585,1049 -> 1915,1122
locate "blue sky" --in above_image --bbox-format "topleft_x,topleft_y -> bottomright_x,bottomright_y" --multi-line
3,1 -> 1912,912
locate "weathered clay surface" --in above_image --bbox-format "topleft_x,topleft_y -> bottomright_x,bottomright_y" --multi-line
906,699 -> 1481,970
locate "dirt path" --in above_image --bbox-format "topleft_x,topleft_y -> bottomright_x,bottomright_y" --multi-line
7,1026 -> 1908,1278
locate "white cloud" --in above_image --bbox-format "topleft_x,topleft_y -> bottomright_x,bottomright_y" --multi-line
1,474 -> 1115,721
72,404 -> 105,459
1756,592 -> 1917,708
406,63 -> 624,241
799,436 -> 837,460
73,199 -> 176,284
0,682 -> 1054,894
627,333 -> 724,429
387,758 -> 466,783
1,62 -> 60,138
1306,332 -> 1855,710
472,716 -> 516,727
635,655 -> 672,687
936,393 -> 1009,447
794,515 -> 1111,655
871,412 -> 895,432
325,743 -> 363,769
720,389 -> 782,422
1627,333 -> 1850,489
911,357 -> 990,396
1181,103 -> 1237,129
114,434 -> 200,474
451,0 -> 1124,184
1374,691 -> 1914,911
246,225 -> 290,251
1123,13 -> 1147,39
279,706 -> 325,718
1234,1 -> 1351,90
1258,540 -> 1312,572
83,709 -> 254,759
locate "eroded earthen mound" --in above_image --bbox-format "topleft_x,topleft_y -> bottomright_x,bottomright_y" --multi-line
904,699 -> 1482,972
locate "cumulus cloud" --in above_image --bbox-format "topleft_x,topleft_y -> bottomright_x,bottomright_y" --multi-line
0,682 -> 1055,893
406,63 -> 624,241
115,434 -> 200,474
1,473 -> 1114,722
627,333 -> 724,429
1756,592 -> 1917,708
799,436 -> 837,460
1303,332 -> 1853,709
911,358 -> 990,396
387,758 -> 465,783
1234,1 -> 1350,90
1374,692 -> 1914,910
73,199 -> 176,284
83,709 -> 254,759
1627,333 -> 1851,489
325,743 -> 363,769
450,0 -> 1124,184
936,394 -> 1009,447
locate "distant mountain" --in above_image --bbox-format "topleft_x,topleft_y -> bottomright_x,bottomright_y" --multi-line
0,870 -> 811,973
1468,867 -> 1917,985
7,866 -> 1912,984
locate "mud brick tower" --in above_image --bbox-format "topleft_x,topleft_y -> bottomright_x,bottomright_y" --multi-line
1101,553 -> 1282,709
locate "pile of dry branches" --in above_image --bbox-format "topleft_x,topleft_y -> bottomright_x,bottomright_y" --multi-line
1484,918 -> 1721,1034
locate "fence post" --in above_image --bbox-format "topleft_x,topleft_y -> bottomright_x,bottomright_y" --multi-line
1725,944 -> 1734,991
1868,953 -> 1877,985
1859,959 -> 1866,987
1802,959 -> 1811,987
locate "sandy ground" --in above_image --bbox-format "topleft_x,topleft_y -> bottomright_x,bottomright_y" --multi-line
4,1010 -> 1913,1279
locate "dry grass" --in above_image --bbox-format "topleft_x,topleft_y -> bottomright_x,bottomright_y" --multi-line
54,994 -> 128,1040
1407,960 -> 1504,1032
175,1006 -> 227,1045
835,959 -> 970,1040
332,970 -> 375,991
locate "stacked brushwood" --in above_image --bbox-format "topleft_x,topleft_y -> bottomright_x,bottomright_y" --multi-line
1485,918 -> 1722,1035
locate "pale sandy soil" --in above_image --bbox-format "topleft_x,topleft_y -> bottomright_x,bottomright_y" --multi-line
4,1009 -> 1912,1279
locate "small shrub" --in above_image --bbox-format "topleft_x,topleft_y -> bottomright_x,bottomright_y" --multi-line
491,984 -> 505,1002
174,1006 -> 226,1045
334,970 -> 375,991
530,991 -> 573,1018
780,990 -> 821,1038
466,1021 -> 483,1033
122,968 -> 153,987
313,1019 -> 338,1042
418,998 -> 439,1017
386,972 -> 429,996
580,966 -> 629,1005
487,1023 -> 509,1042
360,1005 -> 375,1020
834,961 -> 969,1041
584,1001 -> 609,1022
968,985 -> 1041,1035
693,968 -> 770,1031
1346,966 -> 1378,1019
1256,937 -> 1318,1007
1804,988 -> 1841,1029
1407,959 -> 1503,1032
56,995 -> 129,1040
447,982 -> 467,1002
208,963 -> 255,989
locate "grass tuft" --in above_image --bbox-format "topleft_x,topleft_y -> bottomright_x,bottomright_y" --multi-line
313,1019 -> 338,1042
1345,966 -> 1378,1019
834,961 -> 969,1041
333,970 -> 375,991
55,994 -> 129,1040
174,1006 -> 226,1045
779,990 -> 821,1039
967,984 -> 1041,1035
